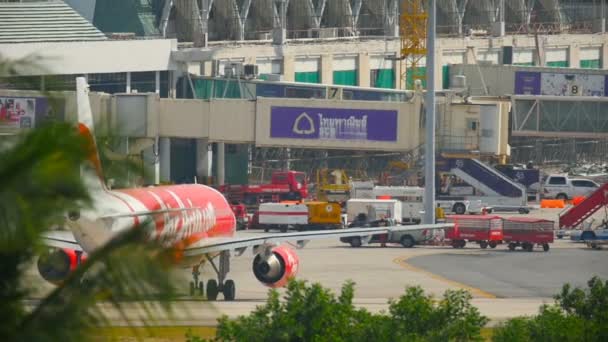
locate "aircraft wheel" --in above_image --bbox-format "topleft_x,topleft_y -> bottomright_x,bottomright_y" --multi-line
206,279 -> 219,301
223,280 -> 236,301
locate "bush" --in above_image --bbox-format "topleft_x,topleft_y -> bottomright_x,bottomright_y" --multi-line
195,280 -> 488,342
493,276 -> 608,342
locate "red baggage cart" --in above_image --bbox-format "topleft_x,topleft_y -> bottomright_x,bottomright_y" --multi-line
445,215 -> 503,249
502,217 -> 555,252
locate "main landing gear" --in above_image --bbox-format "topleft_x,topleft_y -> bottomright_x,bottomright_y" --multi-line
189,251 -> 236,301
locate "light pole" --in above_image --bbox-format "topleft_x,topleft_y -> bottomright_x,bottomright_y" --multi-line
423,0 -> 436,224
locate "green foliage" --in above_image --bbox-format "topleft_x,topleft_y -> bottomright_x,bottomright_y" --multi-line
0,121 -> 179,342
0,54 -> 180,342
202,280 -> 488,342
493,277 -> 608,342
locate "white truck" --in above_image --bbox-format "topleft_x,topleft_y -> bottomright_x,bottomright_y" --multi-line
371,186 -> 485,220
345,199 -> 402,224
542,174 -> 600,200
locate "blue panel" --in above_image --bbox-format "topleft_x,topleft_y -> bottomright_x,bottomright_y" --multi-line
256,83 -> 285,98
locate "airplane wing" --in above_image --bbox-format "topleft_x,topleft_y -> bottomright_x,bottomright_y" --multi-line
41,230 -> 83,251
183,223 -> 454,257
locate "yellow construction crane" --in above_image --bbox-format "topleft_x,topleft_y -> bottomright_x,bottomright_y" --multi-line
399,0 -> 427,90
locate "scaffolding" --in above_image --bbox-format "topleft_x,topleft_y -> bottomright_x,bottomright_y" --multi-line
399,0 -> 427,90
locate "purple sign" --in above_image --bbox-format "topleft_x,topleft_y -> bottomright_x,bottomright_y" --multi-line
514,71 -> 541,95
270,106 -> 397,142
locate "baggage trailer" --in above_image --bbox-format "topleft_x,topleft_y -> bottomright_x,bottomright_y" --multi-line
502,217 -> 554,252
444,215 -> 503,249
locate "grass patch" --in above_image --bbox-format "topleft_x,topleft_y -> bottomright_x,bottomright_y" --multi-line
481,327 -> 494,341
90,326 -> 216,341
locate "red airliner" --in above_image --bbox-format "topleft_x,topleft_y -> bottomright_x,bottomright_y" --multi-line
40,77 -> 450,301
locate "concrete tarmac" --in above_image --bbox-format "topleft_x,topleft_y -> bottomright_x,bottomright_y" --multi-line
25,208 -> 607,326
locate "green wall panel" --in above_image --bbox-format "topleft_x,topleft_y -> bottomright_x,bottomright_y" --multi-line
442,65 -> 450,89
295,71 -> 320,84
333,70 -> 358,86
372,69 -> 395,89
580,59 -> 601,69
513,62 -> 535,66
546,61 -> 569,68
406,67 -> 427,90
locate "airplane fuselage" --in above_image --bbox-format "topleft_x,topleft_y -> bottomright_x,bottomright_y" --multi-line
68,183 -> 236,265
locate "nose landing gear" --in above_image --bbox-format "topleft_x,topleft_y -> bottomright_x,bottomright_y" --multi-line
189,265 -> 204,297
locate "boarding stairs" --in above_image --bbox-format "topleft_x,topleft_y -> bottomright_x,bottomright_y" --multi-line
559,183 -> 608,229
447,158 -> 526,198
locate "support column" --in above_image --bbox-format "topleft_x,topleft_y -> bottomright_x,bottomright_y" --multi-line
569,45 -> 580,69
465,47 -> 476,64
234,0 -> 252,41
273,0 -> 287,45
320,54 -> 333,84
283,55 -> 295,82
155,71 -> 160,94
169,70 -> 178,98
285,148 -> 291,170
603,43 -> 608,69
217,142 -> 225,185
159,137 -> 171,183
384,0 -> 399,37
358,53 -> 370,87
126,71 -> 131,93
423,0 -> 436,224
492,0 -> 506,37
154,140 -> 160,185
196,139 -> 212,183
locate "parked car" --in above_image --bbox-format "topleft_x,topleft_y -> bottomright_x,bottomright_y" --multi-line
542,174 -> 600,200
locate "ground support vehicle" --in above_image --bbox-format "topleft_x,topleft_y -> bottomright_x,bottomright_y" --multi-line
219,171 -> 308,211
444,215 -> 503,249
339,220 -> 444,248
230,203 -> 248,230
345,199 -> 403,224
257,201 -> 342,232
369,186 -> 486,221
542,174 -> 600,200
437,157 -> 528,211
316,169 -> 350,203
557,181 -> 608,238
502,217 -> 554,252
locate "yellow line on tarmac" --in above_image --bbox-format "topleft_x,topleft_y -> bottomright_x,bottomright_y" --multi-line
393,255 -> 497,299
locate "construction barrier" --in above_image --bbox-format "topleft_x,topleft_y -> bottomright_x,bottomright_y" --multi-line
540,199 -> 565,208
572,196 -> 586,206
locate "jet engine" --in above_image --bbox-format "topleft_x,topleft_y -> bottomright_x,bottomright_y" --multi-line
252,245 -> 299,287
37,248 -> 85,285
